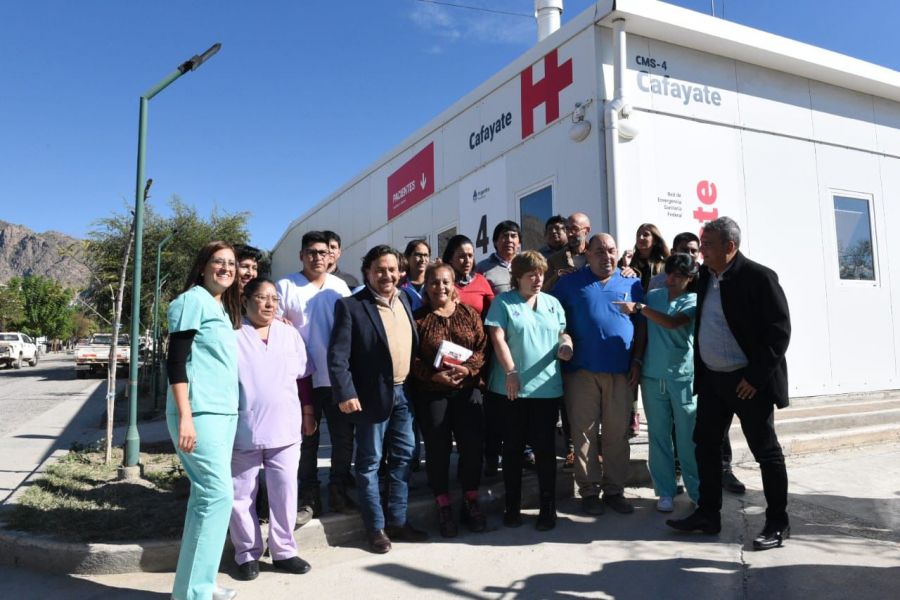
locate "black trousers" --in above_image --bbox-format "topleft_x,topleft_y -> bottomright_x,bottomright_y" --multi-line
298,386 -> 356,493
493,391 -> 559,511
483,389 -> 504,463
695,370 -> 789,528
414,387 -> 483,496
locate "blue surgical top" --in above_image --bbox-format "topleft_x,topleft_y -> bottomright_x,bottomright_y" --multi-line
551,266 -> 644,374
642,288 -> 697,381
166,285 -> 238,415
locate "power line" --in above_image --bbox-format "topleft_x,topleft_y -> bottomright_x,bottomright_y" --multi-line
415,0 -> 533,19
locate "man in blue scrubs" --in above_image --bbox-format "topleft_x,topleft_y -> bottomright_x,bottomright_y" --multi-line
552,233 -> 645,516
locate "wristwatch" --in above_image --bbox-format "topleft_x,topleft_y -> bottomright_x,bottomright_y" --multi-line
634,303 -> 644,314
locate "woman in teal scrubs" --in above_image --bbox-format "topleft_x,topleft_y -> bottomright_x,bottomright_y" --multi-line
616,253 -> 700,514
166,241 -> 242,600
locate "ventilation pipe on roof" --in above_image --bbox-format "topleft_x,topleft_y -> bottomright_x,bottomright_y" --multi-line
535,0 -> 563,42
605,17 -> 638,246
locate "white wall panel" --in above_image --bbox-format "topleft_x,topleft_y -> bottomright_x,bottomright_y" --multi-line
624,112 -> 746,250
442,103 -> 484,186
815,144 -> 894,391
735,62 -> 814,140
874,97 -> 900,157
810,82 -> 878,152
880,156 -> 900,378
626,34 -> 739,126
741,132 -> 830,396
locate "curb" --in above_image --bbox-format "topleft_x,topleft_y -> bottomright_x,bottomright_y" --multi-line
0,460 -> 651,576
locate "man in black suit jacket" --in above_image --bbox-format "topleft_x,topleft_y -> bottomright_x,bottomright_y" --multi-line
328,245 -> 427,554
667,217 -> 791,551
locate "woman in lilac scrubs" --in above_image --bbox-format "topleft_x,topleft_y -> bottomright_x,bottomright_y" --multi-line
229,278 -> 314,581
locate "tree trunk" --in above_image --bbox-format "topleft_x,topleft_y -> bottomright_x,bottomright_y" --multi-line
105,218 -> 136,465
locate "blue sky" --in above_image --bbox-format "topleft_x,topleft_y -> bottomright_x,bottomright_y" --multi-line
1,0 -> 898,250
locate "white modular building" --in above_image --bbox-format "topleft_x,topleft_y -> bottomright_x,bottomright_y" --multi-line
272,0 -> 900,399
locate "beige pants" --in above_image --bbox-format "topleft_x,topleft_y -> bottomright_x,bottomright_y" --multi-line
564,370 -> 632,497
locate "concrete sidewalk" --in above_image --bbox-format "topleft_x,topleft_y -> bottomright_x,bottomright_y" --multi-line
0,443 -> 897,599
0,378 -> 110,506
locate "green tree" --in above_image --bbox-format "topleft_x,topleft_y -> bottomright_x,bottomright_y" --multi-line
82,196 -> 250,330
13,275 -> 75,339
0,281 -> 26,330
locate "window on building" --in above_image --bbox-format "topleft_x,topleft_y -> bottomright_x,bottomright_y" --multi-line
833,195 -> 876,281
519,184 -> 553,252
437,226 -> 457,260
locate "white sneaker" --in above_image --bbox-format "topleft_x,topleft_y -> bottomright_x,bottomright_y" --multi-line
656,496 -> 674,512
213,587 -> 238,600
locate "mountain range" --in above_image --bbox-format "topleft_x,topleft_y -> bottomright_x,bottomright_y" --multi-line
0,220 -> 91,290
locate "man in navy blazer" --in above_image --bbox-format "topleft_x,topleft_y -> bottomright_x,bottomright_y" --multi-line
667,217 -> 791,551
328,244 -> 427,554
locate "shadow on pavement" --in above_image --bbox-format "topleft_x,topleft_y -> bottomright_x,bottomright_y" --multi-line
0,566 -> 169,599
0,361 -> 80,381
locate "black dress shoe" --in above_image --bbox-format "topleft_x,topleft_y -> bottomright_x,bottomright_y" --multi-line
722,470 -> 747,494
237,559 -> 259,581
367,529 -> 392,554
273,556 -> 311,574
753,524 -> 790,550
385,521 -> 429,542
666,510 -> 721,534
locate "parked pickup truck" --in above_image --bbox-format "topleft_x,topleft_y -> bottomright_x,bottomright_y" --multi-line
0,332 -> 40,369
74,334 -> 130,378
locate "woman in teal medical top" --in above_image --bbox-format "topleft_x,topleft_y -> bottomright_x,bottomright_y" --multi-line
166,240 -> 242,600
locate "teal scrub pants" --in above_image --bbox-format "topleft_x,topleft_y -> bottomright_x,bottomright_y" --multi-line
640,376 -> 699,502
167,412 -> 238,600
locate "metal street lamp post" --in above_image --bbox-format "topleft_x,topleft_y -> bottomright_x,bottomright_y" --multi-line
123,43 -> 221,474
151,227 -> 176,408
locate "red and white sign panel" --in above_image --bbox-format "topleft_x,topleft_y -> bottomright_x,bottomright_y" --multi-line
387,142 -> 434,220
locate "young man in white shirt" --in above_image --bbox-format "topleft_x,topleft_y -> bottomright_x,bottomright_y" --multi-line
276,231 -> 354,519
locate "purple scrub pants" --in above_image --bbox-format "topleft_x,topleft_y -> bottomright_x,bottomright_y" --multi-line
229,442 -> 301,564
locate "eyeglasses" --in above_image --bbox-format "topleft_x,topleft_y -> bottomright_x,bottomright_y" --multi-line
251,294 -> 280,303
209,258 -> 236,269
304,249 -> 330,258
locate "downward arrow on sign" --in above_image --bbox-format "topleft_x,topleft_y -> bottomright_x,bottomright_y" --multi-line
420,174 -> 427,189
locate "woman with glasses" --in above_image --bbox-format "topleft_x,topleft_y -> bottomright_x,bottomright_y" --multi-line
166,241 -> 241,600
400,239 -> 431,311
229,278 -> 313,581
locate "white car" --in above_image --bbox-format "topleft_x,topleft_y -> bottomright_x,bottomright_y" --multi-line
0,332 -> 40,369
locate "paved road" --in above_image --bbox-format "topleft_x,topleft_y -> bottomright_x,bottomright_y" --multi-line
0,355 -> 114,504
1,443 -> 897,599
0,354 -> 105,437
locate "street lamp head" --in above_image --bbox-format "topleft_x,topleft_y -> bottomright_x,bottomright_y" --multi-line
179,43 -> 222,74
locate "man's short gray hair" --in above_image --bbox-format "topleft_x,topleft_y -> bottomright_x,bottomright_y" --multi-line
703,217 -> 741,248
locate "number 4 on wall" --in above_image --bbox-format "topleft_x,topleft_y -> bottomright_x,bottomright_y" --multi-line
476,214 -> 489,254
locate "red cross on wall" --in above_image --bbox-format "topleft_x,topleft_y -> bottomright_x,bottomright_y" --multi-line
520,48 -> 573,138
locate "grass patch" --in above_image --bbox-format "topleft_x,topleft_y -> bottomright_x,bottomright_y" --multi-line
2,441 -> 189,542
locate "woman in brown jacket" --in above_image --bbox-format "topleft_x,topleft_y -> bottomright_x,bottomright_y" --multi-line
410,262 -> 488,538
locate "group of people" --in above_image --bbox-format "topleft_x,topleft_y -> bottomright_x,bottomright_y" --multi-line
163,215 -> 792,600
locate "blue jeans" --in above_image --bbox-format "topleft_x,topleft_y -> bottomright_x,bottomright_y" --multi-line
354,384 -> 414,531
